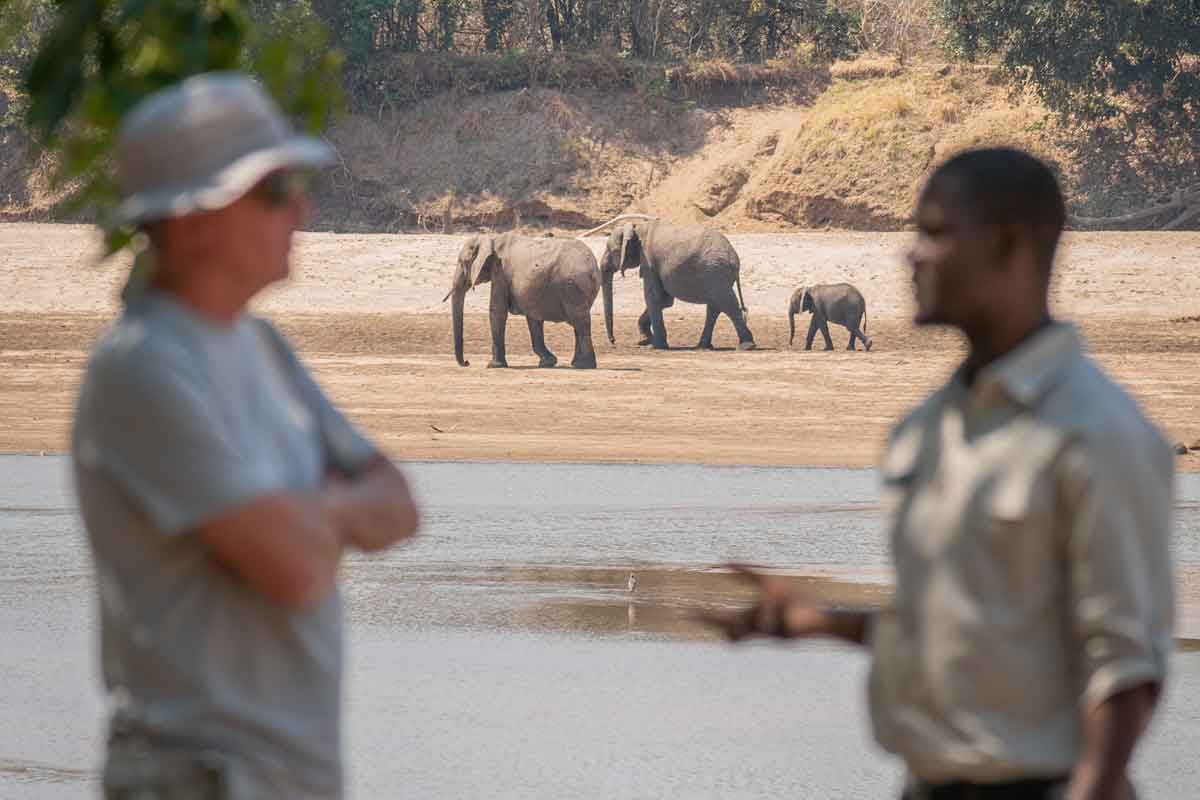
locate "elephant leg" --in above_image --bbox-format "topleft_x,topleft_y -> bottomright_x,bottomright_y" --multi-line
846,324 -> 857,351
819,317 -> 834,351
715,290 -> 755,351
643,279 -> 669,350
570,314 -> 597,369
488,287 -> 509,368
697,304 -> 719,350
805,317 -> 819,351
649,305 -> 669,349
637,308 -> 653,346
852,314 -> 873,351
527,318 -> 557,368
848,323 -> 872,351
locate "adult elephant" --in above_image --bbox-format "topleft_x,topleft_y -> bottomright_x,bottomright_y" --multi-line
788,283 -> 872,351
444,233 -> 611,369
597,219 -> 755,351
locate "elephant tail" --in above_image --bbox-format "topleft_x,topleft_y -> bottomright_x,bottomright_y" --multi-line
862,308 -> 868,331
735,275 -> 747,312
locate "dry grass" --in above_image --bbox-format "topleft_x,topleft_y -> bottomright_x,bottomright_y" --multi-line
830,55 -> 903,81
667,56 -> 829,98
741,61 -> 1059,229
347,51 -> 828,115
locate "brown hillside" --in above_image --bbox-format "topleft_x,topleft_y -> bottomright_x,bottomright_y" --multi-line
1,56 -> 1193,232
312,56 -> 1184,233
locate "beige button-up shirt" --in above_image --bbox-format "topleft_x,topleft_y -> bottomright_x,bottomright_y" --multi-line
868,323 -> 1175,784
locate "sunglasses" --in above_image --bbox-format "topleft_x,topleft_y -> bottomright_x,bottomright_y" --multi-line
256,169 -> 313,207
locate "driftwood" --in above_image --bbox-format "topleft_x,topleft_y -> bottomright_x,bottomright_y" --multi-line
1068,185 -> 1200,231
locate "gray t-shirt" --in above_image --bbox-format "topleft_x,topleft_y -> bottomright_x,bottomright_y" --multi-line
72,292 -> 377,798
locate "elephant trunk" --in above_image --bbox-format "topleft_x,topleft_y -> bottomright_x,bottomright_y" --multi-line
602,272 -> 615,345
788,309 -> 796,345
452,287 -> 469,367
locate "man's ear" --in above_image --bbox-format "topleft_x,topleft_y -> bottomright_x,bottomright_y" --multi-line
993,222 -> 1024,263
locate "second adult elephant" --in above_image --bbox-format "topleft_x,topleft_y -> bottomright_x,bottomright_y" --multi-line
788,283 -> 872,351
601,220 -> 755,351
444,233 -> 610,369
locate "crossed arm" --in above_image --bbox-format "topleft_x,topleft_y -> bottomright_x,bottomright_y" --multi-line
200,454 -> 419,610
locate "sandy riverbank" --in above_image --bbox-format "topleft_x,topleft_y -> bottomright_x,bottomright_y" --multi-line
1,224 -> 1199,467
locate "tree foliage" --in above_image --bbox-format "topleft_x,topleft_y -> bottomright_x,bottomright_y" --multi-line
935,1 -> 1200,138
9,0 -> 343,251
296,0 -> 860,64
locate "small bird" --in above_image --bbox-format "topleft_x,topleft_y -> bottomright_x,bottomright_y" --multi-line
626,572 -> 637,593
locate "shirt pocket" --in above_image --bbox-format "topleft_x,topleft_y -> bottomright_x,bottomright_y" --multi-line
975,467 -> 1060,609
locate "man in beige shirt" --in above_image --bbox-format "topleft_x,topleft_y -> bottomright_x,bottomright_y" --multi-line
707,148 -> 1174,800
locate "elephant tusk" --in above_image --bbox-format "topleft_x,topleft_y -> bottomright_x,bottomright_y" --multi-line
575,213 -> 658,239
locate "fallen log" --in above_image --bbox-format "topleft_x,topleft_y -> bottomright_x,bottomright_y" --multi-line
1068,184 -> 1200,229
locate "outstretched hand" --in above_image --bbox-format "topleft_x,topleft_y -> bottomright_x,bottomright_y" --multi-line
695,563 -> 809,642
696,564 -> 873,646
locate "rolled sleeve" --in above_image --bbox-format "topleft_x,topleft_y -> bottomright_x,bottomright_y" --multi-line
1059,437 -> 1175,709
74,350 -> 282,536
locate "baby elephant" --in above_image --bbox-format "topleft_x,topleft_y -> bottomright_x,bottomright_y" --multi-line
788,283 -> 872,351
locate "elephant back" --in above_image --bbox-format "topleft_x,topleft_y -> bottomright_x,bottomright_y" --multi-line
647,221 -> 739,274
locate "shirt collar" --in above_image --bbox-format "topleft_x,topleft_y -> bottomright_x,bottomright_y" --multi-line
952,322 -> 1082,408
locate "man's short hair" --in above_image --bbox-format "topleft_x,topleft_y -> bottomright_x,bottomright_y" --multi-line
925,148 -> 1066,278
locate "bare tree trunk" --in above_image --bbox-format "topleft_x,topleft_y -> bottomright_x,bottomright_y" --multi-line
529,0 -> 546,51
651,0 -> 667,59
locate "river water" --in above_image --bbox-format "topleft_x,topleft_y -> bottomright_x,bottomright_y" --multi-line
2,455 -> 1199,798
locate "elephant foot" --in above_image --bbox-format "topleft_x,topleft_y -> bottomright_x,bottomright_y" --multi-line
637,336 -> 653,347
456,359 -> 471,367
571,355 -> 597,369
651,341 -> 669,351
487,359 -> 509,369
824,347 -> 834,352
865,340 -> 873,352
738,341 -> 757,351
537,354 -> 558,368
697,341 -> 715,351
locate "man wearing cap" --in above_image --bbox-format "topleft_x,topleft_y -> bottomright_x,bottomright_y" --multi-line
72,72 -> 420,799
706,148 -> 1174,800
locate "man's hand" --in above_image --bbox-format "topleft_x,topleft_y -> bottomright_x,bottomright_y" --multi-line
323,456 -> 419,553
696,564 -> 871,645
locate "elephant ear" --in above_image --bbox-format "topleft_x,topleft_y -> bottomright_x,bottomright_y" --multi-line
618,223 -> 642,276
470,236 -> 497,287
